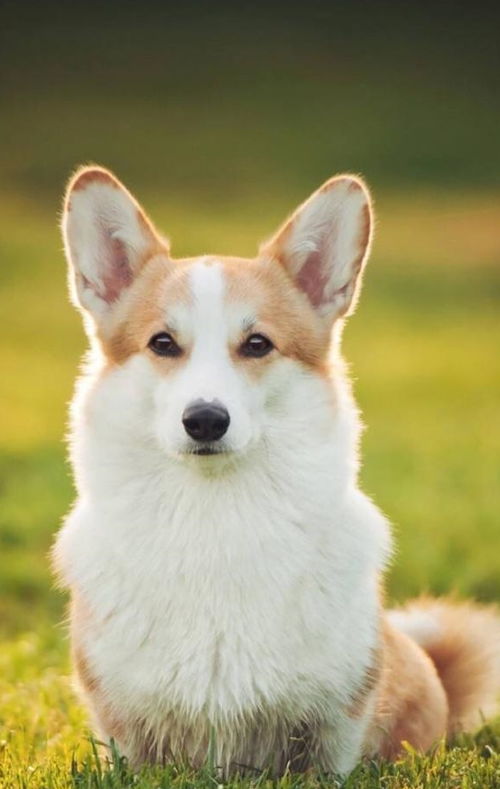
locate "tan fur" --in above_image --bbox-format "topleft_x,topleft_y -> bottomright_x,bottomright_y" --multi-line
69,166 -> 119,192
97,253 -> 332,374
389,599 -> 500,733
221,255 -> 331,372
99,256 -> 189,366
71,597 -> 127,742
346,200 -> 372,317
367,618 -> 449,760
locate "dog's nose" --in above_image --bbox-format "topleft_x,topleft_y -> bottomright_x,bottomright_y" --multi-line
182,400 -> 230,442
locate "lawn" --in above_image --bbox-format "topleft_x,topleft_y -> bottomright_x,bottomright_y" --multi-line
1,3 -> 500,786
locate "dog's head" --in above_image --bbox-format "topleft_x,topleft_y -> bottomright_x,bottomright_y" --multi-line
62,167 -> 372,468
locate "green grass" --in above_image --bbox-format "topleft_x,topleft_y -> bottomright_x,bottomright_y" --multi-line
1,632 -> 499,788
1,4 -> 500,785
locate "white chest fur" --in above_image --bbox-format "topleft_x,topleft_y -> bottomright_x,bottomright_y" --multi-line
58,460 -> 387,707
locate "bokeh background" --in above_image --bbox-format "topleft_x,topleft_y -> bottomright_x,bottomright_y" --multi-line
1,1 -> 499,640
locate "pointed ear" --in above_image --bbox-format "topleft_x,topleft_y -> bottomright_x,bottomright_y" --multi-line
62,166 -> 166,324
261,175 -> 373,323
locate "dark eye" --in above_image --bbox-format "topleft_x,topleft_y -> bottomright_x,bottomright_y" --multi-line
239,333 -> 274,358
148,332 -> 182,357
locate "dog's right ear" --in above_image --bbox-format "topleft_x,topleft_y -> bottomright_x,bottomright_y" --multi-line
62,166 -> 167,326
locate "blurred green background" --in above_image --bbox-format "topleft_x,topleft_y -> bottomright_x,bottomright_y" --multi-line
1,1 -> 499,638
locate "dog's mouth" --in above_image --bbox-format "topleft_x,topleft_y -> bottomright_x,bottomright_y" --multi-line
190,444 -> 226,457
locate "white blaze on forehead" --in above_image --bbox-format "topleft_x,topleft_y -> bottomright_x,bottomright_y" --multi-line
188,259 -> 229,355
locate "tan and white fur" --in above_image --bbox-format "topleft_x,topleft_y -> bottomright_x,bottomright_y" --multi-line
53,167 -> 500,776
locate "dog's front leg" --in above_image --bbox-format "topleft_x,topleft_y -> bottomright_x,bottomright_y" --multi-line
315,709 -> 373,777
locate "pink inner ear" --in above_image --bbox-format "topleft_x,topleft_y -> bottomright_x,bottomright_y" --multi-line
296,249 -> 329,308
99,230 -> 133,304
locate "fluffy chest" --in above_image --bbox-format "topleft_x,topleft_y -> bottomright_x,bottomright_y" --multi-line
60,470 -> 383,722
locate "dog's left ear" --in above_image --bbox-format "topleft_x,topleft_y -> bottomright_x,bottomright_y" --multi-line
261,175 -> 373,323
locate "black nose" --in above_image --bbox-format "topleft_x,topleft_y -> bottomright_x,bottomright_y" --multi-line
182,400 -> 230,442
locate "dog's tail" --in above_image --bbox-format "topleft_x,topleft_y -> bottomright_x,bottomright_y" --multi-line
387,598 -> 500,733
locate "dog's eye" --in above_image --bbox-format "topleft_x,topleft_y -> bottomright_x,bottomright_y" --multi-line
239,333 -> 274,358
148,332 -> 182,357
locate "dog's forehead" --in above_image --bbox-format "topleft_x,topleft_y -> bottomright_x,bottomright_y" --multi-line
190,257 -> 221,281
177,258 -> 243,341
187,257 -> 228,314
187,257 -> 260,323
171,256 -> 266,327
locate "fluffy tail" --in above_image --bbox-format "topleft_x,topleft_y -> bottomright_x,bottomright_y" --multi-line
387,598 -> 500,733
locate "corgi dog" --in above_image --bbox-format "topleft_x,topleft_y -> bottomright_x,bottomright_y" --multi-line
53,166 -> 500,776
